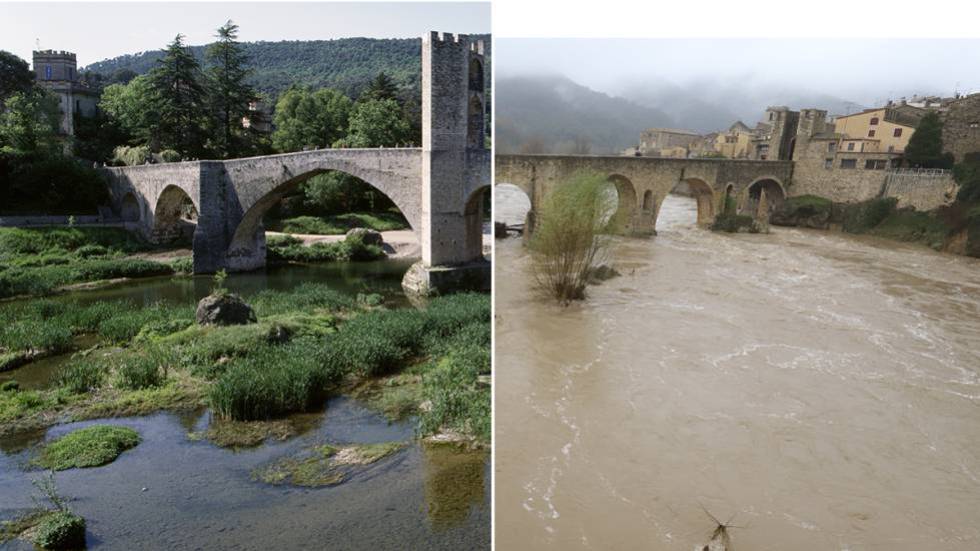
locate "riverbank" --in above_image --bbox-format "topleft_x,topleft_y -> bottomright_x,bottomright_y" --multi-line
771,195 -> 980,257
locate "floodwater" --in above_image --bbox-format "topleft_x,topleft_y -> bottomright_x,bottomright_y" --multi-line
495,191 -> 980,550
0,260 -> 489,550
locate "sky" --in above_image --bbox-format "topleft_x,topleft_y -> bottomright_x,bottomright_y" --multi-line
1,2 -> 490,68
496,38 -> 980,107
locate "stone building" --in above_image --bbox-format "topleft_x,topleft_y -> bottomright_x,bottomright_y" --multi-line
32,50 -> 99,136
750,106 -> 799,160
638,127 -> 701,156
940,92 -> 980,162
242,100 -> 273,134
714,121 -> 753,158
831,105 -> 924,154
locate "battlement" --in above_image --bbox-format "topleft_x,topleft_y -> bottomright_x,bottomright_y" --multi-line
33,50 -> 76,60
424,31 -> 485,55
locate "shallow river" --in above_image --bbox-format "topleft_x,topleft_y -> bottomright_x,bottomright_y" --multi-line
495,192 -> 980,550
0,260 -> 489,549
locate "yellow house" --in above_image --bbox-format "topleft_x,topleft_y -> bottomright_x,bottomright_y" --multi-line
713,121 -> 753,158
832,106 -> 924,153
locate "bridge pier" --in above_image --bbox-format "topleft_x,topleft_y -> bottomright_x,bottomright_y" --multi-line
402,32 -> 491,297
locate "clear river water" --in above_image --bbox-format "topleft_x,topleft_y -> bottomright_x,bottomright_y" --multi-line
0,260 -> 490,550
495,191 -> 980,550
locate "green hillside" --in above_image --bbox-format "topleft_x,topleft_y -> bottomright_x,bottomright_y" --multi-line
84,35 -> 490,100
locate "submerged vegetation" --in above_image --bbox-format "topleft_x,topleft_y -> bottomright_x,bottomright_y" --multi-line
252,441 -> 406,487
33,425 -> 140,470
0,284 -> 490,446
529,170 -> 616,304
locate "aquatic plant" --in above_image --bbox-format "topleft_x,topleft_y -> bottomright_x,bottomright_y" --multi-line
56,359 -> 108,394
33,510 -> 86,549
528,170 -> 616,304
33,424 -> 140,470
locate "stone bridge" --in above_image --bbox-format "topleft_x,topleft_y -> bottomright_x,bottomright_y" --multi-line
101,32 -> 490,294
495,154 -> 794,235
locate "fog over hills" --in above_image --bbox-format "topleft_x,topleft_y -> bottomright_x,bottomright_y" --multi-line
496,73 -> 865,154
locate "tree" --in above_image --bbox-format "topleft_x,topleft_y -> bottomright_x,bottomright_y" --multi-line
0,89 -> 61,154
271,87 -> 352,152
206,20 -> 255,158
100,76 -> 157,145
905,112 -> 954,169
342,99 -> 411,148
360,72 -> 399,103
147,34 -> 208,157
0,51 -> 34,103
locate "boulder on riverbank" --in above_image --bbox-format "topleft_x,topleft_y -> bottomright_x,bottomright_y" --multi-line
196,293 -> 257,326
770,194 -> 834,229
345,228 -> 383,246
587,263 -> 620,284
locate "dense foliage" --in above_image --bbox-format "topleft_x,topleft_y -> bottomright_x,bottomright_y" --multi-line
83,37 -> 431,100
0,152 -> 109,214
904,112 -> 954,169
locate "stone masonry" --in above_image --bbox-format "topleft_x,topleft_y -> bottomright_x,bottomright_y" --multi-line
100,31 -> 490,295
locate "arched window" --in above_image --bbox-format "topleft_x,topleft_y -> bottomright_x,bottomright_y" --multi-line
642,190 -> 653,211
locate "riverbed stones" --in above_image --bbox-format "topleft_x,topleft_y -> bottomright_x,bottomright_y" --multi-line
588,264 -> 620,284
196,293 -> 257,326
345,228 -> 383,246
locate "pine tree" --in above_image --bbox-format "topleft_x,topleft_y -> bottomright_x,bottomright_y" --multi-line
148,34 -> 208,157
360,72 -> 399,103
904,112 -> 953,169
206,20 -> 255,158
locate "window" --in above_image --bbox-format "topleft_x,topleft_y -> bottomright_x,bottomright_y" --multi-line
865,159 -> 887,170
888,145 -> 895,153
769,112 -> 775,120
870,117 -> 879,125
969,122 -> 979,129
45,65 -> 51,80
828,142 -> 836,152
840,159 -> 857,169
824,158 -> 833,169
893,128 -> 903,137
868,129 -> 876,137
847,142 -> 855,151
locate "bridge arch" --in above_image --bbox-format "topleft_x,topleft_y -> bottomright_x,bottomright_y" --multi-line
494,183 -> 532,228
605,174 -> 638,231
743,177 -> 786,215
152,185 -> 198,244
464,185 -> 490,261
226,167 -> 416,269
119,192 -> 140,222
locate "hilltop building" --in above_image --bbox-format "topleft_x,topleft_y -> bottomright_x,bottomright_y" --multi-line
940,92 -> 980,162
32,50 -> 99,137
714,121 -> 753,158
831,105 -> 925,154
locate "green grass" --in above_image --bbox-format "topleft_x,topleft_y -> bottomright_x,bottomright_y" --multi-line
0,227 -> 176,298
273,212 -> 408,235
870,209 -> 951,250
33,424 -> 140,470
33,510 -> 86,549
781,194 -> 833,216
711,212 -> 759,233
266,232 -> 385,264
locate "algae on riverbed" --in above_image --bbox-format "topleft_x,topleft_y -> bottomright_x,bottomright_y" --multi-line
252,441 -> 406,487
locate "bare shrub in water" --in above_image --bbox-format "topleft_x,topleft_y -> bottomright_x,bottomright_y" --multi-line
529,170 -> 616,304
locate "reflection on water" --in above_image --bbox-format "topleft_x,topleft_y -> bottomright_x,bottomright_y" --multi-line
0,260 -> 489,549
496,194 -> 980,550
423,443 -> 490,530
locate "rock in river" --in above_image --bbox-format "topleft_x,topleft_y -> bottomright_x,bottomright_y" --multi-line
196,293 -> 257,326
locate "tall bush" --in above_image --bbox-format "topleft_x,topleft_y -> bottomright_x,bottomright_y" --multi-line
529,170 -> 616,304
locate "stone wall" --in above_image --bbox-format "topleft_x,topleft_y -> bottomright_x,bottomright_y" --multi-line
790,138 -> 891,202
941,93 -> 980,162
882,169 -> 958,211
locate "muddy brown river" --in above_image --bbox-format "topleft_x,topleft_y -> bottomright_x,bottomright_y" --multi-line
494,192 -> 980,550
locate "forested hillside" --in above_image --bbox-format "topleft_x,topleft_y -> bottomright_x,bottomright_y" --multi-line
84,36 -> 488,100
